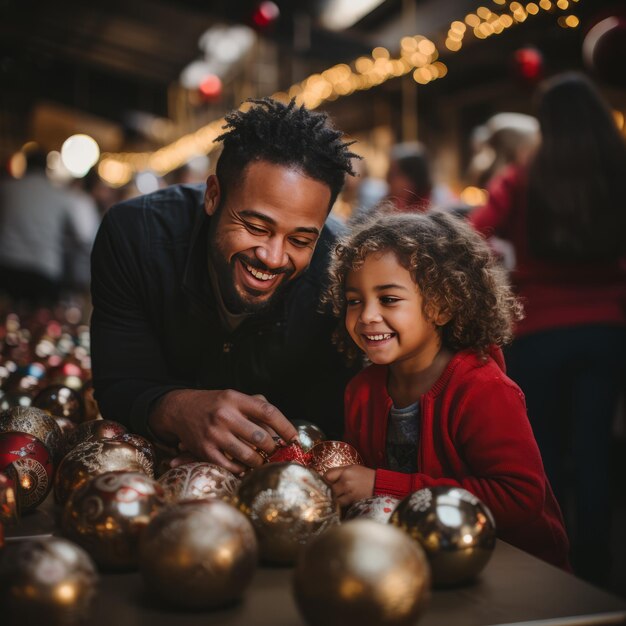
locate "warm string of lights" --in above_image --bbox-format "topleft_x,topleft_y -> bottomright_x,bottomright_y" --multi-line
98,0 -> 582,186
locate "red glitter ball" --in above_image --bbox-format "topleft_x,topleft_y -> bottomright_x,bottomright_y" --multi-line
268,442 -> 312,466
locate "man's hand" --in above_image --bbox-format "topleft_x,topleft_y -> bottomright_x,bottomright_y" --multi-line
148,389 -> 297,474
324,465 -> 376,507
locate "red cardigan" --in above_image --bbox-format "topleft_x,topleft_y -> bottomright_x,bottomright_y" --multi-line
469,164 -> 626,337
344,349 -> 570,570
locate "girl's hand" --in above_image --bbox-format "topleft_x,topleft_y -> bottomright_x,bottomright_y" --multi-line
324,465 -> 376,507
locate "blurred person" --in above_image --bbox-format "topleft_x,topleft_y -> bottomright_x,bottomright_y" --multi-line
468,112 -> 539,188
469,72 -> 626,586
90,98 -> 359,475
334,157 -> 387,223
386,141 -> 433,212
0,151 -> 97,305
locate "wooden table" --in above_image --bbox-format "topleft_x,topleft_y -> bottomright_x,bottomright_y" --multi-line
5,498 -> 626,626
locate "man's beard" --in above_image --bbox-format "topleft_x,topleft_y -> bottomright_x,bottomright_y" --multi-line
211,250 -> 295,315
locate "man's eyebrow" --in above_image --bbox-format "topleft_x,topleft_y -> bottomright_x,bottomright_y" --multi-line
239,210 -> 320,236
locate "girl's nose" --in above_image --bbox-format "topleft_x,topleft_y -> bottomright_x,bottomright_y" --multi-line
359,301 -> 383,324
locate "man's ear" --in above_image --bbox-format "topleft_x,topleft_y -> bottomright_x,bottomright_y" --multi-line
204,175 -> 221,216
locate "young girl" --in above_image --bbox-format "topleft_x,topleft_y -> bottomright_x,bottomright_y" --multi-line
324,210 -> 570,569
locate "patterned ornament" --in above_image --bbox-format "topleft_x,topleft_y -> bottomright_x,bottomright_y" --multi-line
236,462 -> 340,564
390,486 -> 496,586
158,462 -> 240,504
0,405 -> 64,464
309,440 -> 363,476
54,438 -> 155,505
294,519 -> 431,626
0,432 -> 54,511
139,500 -> 257,608
62,471 -> 165,570
344,495 -> 400,524
268,441 -> 312,466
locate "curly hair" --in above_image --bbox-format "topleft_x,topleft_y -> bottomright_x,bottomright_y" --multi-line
215,98 -> 358,210
324,208 -> 523,360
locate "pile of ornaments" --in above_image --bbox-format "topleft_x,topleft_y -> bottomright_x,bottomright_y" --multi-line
0,312 -> 497,626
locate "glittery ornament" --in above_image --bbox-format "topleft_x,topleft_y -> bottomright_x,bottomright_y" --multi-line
236,462 -> 340,564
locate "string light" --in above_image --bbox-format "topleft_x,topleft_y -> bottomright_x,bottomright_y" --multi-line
99,0 -> 585,186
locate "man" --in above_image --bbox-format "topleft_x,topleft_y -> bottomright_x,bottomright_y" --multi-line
90,98 -> 358,475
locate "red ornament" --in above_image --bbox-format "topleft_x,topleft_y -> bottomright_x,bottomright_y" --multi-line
268,441 -> 312,466
309,441 -> 363,476
513,47 -> 543,84
0,433 -> 54,510
198,74 -> 222,101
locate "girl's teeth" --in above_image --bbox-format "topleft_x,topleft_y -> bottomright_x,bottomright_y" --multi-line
366,333 -> 392,341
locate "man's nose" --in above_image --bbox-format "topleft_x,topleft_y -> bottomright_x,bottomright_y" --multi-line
256,237 -> 288,269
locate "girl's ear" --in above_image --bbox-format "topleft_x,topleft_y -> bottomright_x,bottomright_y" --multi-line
425,301 -> 452,327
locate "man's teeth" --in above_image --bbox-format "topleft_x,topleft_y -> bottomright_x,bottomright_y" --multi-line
365,333 -> 393,341
245,263 -> 276,281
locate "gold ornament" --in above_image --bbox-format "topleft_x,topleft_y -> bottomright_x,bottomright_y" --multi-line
139,499 -> 258,608
62,470 -> 165,570
390,486 -> 496,586
236,462 -> 340,564
158,462 -> 240,504
0,536 -> 98,626
54,438 -> 155,504
293,419 -> 326,452
294,519 -> 431,626
64,419 -> 127,452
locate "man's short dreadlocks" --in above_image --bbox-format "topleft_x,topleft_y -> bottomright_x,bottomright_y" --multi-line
215,98 -> 358,210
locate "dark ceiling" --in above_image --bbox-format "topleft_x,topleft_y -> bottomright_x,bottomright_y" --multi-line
0,0 -> 623,154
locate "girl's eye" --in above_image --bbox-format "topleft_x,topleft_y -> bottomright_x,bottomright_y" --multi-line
346,299 -> 361,307
380,296 -> 400,305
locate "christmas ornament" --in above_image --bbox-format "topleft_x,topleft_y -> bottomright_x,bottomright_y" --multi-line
390,486 -> 496,586
0,432 -> 54,510
139,499 -> 257,608
294,519 -> 431,626
309,440 -> 363,475
0,471 -> 19,524
64,419 -> 127,452
236,462 -> 340,564
32,384 -> 84,423
0,536 -> 98,626
115,433 -> 156,467
0,405 -> 64,463
293,419 -> 326,452
54,438 -> 155,504
344,495 -> 400,524
158,462 -> 240,503
62,471 -> 165,570
268,440 -> 312,465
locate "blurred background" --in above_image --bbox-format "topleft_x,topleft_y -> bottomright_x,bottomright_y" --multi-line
1,0 -> 625,597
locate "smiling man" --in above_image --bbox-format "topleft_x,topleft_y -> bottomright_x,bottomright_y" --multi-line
90,99 -> 358,473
